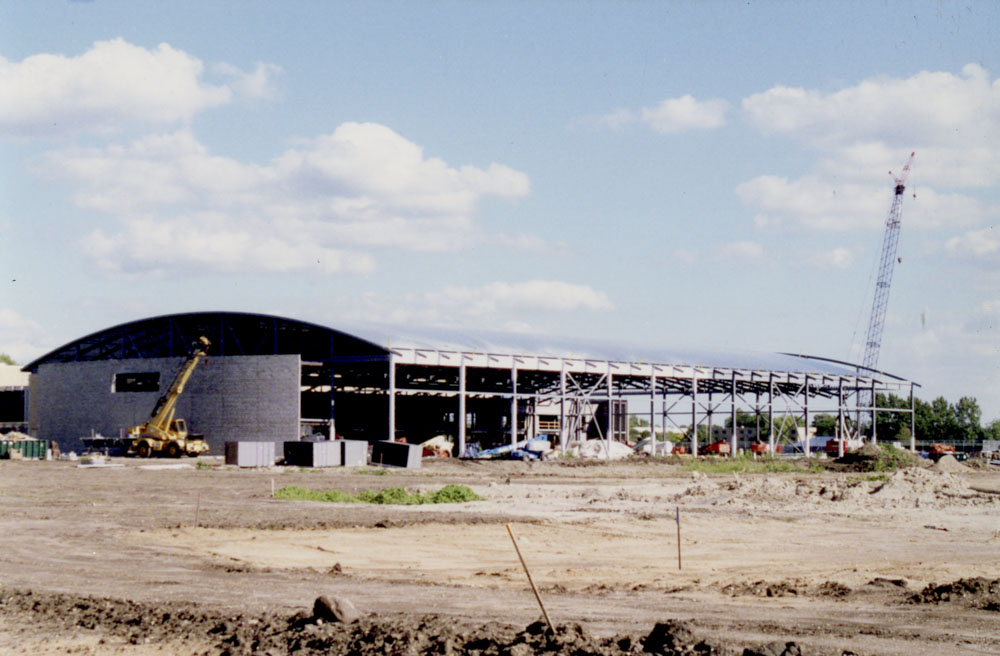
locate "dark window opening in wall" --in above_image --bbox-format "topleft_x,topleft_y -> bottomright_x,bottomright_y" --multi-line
114,372 -> 160,393
0,390 -> 25,422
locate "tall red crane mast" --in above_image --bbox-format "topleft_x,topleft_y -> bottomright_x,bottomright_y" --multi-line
861,151 -> 915,373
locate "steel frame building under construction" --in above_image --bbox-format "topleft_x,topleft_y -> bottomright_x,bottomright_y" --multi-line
22,312 -> 919,455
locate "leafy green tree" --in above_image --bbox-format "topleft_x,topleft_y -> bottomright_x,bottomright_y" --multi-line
953,396 -> 984,441
986,420 -> 1000,441
724,409 -> 770,439
0,353 -> 16,365
874,393 -> 911,441
812,414 -> 837,436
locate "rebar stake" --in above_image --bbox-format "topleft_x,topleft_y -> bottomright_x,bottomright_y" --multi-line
506,523 -> 555,634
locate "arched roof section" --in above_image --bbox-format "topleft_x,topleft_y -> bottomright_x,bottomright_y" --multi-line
23,312 -> 912,383
22,312 -> 389,371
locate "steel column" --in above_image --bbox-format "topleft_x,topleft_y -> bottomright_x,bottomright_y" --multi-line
387,358 -> 396,442
909,384 -> 916,452
730,373 -> 737,456
510,365 -> 518,446
804,376 -> 811,456
691,376 -> 699,457
458,360 -> 466,457
768,374 -> 775,454
606,370 -> 613,460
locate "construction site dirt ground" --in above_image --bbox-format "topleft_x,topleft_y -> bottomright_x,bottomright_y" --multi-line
1,456 -> 998,655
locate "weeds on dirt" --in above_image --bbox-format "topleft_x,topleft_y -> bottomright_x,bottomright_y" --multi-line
847,473 -> 891,484
838,443 -> 922,472
355,468 -> 393,476
682,455 -> 823,475
196,461 -> 214,470
274,484 -> 484,505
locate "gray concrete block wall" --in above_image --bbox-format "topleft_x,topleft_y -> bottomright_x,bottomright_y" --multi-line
32,355 -> 301,453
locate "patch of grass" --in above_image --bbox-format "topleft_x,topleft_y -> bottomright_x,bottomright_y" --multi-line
682,454 -> 824,474
274,484 -> 484,505
355,468 -> 392,476
847,473 -> 890,484
196,460 -> 214,470
841,443 -> 922,472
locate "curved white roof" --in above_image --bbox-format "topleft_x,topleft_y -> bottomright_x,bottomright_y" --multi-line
335,320 -> 902,380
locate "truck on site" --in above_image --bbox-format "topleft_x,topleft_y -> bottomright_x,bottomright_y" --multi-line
128,336 -> 212,458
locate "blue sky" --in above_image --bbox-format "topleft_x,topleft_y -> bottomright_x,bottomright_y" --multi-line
2,1 -> 998,420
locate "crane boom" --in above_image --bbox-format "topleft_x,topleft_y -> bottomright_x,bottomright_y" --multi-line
861,152 -> 914,372
128,335 -> 212,457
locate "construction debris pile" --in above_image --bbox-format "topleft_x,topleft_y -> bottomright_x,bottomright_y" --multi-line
674,468 -> 998,511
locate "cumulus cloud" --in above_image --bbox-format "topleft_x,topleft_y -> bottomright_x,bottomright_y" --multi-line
338,281 -> 614,333
946,226 -> 1000,263
214,61 -> 283,100
714,240 -> 765,262
891,300 -> 1000,417
0,39 -> 279,136
427,280 -> 615,315
0,308 -> 48,363
599,95 -> 728,134
640,95 -> 728,134
743,64 -> 1000,150
36,123 -> 531,275
736,172 -> 992,232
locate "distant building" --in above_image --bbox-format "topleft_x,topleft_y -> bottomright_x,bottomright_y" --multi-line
20,311 -> 917,456
0,364 -> 29,435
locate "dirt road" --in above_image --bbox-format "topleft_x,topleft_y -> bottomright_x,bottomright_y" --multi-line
1,457 -> 998,655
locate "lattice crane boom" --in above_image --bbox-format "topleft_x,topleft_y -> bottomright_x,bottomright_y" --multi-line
861,151 -> 915,372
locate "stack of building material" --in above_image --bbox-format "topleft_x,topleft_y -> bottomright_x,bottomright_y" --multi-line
371,440 -> 421,468
224,441 -> 276,467
284,441 -> 342,467
340,440 -> 368,467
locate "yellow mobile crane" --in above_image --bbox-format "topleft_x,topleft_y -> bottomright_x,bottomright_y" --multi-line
128,336 -> 212,458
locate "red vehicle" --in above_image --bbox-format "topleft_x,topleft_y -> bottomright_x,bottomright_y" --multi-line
704,441 -> 731,455
928,443 -> 955,462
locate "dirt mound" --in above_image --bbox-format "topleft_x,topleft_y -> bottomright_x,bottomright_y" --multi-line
929,454 -> 968,473
676,467 -> 1000,510
0,588 -> 808,655
868,467 -> 994,508
909,577 -> 1000,611
720,579 -> 851,600
835,443 -> 923,472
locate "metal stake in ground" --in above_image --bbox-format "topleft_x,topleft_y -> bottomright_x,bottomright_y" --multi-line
505,523 -> 555,634
676,506 -> 682,570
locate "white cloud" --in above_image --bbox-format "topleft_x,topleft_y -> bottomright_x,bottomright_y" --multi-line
599,108 -> 634,130
37,123 -> 531,275
946,226 -> 1000,264
428,280 -> 615,315
742,64 -> 1000,188
338,281 -> 614,334
640,95 -> 728,134
214,61 -> 283,100
714,240 -> 765,261
735,173 -> 992,232
890,300 -> 1000,419
0,39 -> 280,137
597,95 -> 728,134
801,247 -> 855,269
744,64 -> 1000,147
0,308 -> 48,363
